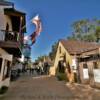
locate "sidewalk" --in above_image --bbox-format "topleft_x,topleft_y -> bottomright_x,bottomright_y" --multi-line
66,82 -> 100,100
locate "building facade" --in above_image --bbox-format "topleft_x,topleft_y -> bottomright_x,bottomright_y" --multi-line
0,0 -> 26,89
0,48 -> 12,89
79,48 -> 100,88
50,39 -> 100,88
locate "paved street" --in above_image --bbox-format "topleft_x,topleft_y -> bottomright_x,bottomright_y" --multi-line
0,74 -> 100,100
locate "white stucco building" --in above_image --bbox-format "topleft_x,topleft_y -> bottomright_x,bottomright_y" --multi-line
0,48 -> 12,88
0,0 -> 26,89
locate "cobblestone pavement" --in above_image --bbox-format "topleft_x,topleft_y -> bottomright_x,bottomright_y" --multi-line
0,74 -> 100,100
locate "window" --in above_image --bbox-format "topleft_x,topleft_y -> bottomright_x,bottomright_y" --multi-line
0,58 -> 3,74
58,61 -> 65,73
6,61 -> 11,78
83,63 -> 88,68
93,62 -> 98,69
3,60 -> 11,80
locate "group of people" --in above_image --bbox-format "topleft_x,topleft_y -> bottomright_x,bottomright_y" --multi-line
29,62 -> 50,75
10,61 -> 50,81
11,62 -> 24,81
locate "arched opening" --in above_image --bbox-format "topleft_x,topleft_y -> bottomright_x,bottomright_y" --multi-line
58,60 -> 65,73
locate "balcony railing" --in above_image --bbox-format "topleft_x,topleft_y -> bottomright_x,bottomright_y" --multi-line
0,30 -> 24,57
1,30 -> 21,42
0,30 -> 23,49
1,30 -> 23,49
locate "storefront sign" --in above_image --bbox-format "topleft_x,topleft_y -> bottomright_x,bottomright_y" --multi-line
83,68 -> 89,79
93,69 -> 100,83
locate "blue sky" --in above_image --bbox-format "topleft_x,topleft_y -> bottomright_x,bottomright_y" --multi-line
10,0 -> 100,61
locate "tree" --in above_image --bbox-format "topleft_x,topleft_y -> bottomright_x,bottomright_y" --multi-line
49,42 -> 58,61
35,55 -> 46,62
82,34 -> 96,42
68,19 -> 100,42
71,19 -> 90,34
95,26 -> 100,42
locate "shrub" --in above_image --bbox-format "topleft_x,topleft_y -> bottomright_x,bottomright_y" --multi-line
0,86 -> 8,94
56,72 -> 69,81
56,66 -> 68,81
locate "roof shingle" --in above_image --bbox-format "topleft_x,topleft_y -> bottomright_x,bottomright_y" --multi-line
60,39 -> 100,55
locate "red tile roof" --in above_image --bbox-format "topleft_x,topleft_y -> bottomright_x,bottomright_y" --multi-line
60,39 -> 100,55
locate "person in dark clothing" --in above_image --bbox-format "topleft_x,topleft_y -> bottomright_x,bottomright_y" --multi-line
43,62 -> 50,75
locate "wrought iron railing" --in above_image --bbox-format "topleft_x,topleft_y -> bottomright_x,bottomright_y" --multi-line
0,30 -> 23,49
1,30 -> 20,42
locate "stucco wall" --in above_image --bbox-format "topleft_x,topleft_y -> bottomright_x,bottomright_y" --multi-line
79,59 -> 100,88
0,48 -> 12,88
50,42 -> 73,75
0,6 -> 5,40
0,5 -> 12,41
5,15 -> 12,31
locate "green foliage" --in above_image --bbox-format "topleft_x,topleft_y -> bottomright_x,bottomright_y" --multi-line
68,18 -> 100,42
56,66 -> 68,81
57,73 -> 68,81
67,34 -> 77,40
35,55 -> 46,62
0,86 -> 8,94
49,42 -> 58,61
72,19 -> 90,34
82,33 -> 97,42
95,26 -> 100,42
